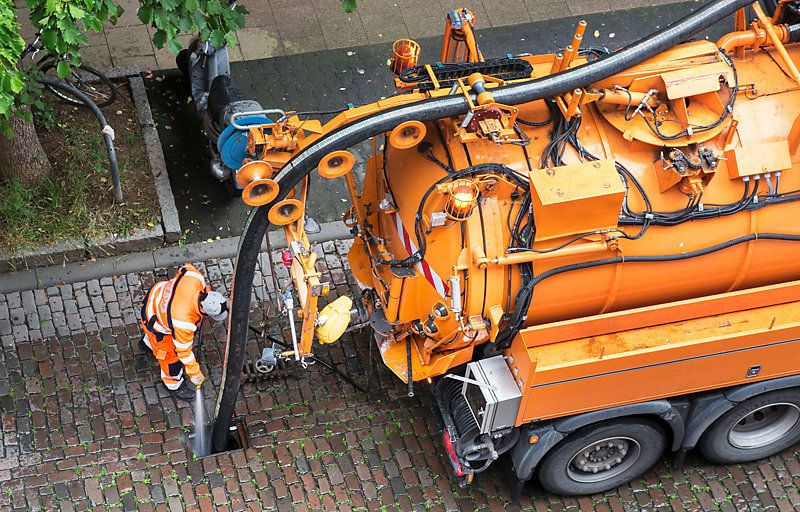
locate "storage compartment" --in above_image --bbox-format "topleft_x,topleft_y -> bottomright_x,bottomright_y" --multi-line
529,158 -> 625,241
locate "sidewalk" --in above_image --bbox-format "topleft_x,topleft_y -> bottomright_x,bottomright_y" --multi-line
3,242 -> 799,511
15,0 -> 685,71
6,1 -> 800,510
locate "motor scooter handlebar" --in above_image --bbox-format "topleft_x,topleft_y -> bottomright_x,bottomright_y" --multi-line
230,109 -> 286,130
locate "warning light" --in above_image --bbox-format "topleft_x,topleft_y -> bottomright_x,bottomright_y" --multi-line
529,435 -> 539,444
390,39 -> 420,76
445,179 -> 479,220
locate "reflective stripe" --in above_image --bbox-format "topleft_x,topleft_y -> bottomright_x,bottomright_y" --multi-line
163,377 -> 184,390
179,353 -> 196,365
151,321 -> 171,334
161,369 -> 184,379
172,319 -> 197,332
173,339 -> 193,350
184,271 -> 206,288
146,282 -> 166,320
141,335 -> 151,349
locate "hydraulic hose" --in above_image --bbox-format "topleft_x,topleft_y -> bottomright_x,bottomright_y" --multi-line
211,0 -> 752,453
37,78 -> 122,202
528,233 -> 800,288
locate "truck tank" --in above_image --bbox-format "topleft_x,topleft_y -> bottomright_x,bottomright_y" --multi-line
348,37 -> 800,381
213,0 -> 800,455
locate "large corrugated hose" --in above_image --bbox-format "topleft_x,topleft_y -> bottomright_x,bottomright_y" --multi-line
211,0 -> 753,453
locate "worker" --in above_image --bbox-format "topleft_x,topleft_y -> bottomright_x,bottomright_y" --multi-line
139,263 -> 228,401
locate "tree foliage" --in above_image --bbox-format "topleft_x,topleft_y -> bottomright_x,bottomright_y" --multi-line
342,0 -> 356,13
0,1 -> 27,123
137,0 -> 247,54
0,0 -> 248,137
27,0 -> 122,76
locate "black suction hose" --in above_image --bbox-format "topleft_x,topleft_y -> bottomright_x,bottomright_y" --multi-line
37,78 -> 122,202
211,0 -> 752,453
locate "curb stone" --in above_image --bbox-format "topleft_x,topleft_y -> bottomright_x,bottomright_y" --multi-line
128,73 -> 182,242
0,220 -> 351,294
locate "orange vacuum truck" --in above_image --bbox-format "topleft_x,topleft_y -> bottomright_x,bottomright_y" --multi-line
214,0 -> 800,497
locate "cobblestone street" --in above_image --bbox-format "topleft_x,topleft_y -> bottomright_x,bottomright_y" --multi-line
1,241 -> 799,511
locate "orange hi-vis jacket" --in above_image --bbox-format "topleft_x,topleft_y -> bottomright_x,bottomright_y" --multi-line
142,264 -> 210,380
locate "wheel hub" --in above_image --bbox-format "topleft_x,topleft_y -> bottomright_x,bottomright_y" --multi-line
567,436 -> 641,483
728,402 -> 800,449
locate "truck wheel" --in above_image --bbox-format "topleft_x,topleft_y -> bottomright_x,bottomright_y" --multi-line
537,419 -> 665,496
700,389 -> 800,464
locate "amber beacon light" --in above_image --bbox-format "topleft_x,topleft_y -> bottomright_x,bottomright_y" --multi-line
390,39 -> 420,75
445,180 -> 479,219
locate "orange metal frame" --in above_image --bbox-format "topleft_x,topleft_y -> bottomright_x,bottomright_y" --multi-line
237,4 -> 800,391
507,280 -> 800,425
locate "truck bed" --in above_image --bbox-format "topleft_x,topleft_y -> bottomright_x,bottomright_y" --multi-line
507,281 -> 800,425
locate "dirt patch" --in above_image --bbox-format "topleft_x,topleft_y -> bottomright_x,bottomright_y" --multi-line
0,81 -> 160,253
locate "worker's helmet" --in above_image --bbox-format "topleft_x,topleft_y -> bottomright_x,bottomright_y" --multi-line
200,291 -> 228,322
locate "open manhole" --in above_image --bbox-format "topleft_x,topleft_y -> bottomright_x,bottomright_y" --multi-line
186,416 -> 250,457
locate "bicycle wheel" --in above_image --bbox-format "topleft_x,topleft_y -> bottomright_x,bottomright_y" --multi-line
38,60 -> 117,108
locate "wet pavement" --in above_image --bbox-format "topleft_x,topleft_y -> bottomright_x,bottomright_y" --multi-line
2,242 -> 800,511
144,1 -> 730,243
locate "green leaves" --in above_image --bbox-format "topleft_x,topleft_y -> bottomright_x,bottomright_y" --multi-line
0,0 -> 250,138
137,5 -> 153,24
138,0 -> 248,54
56,60 -> 70,79
342,0 -> 357,13
0,0 -> 26,130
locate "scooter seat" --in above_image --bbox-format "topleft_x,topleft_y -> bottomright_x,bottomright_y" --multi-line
218,115 -> 272,170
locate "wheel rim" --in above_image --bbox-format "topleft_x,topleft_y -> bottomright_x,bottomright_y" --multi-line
566,436 -> 642,483
67,74 -> 112,103
728,402 -> 800,449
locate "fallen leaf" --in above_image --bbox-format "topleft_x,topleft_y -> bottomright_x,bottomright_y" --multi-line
594,30 -> 600,38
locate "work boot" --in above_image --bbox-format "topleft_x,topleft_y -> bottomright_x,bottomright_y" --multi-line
168,382 -> 195,402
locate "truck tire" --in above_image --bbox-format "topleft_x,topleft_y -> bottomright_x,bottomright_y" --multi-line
699,389 -> 800,464
537,419 -> 666,496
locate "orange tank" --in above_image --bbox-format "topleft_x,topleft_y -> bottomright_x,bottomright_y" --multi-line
347,38 -> 800,382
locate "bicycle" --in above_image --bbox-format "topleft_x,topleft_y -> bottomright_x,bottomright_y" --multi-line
21,33 -> 117,108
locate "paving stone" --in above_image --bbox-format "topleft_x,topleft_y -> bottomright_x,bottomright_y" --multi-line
20,290 -> 35,313
1,4 -> 794,510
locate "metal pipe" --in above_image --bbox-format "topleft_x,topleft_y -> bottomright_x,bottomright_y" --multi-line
752,2 -> 800,84
406,337 -> 414,397
212,0 -> 753,453
598,88 -> 658,107
476,240 -> 611,268
38,78 -> 122,201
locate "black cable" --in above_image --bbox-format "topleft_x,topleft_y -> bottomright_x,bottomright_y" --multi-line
517,114 -> 553,127
383,163 -> 528,267
247,325 -> 367,392
638,50 -> 737,141
217,0 -> 756,452
529,233 -> 800,288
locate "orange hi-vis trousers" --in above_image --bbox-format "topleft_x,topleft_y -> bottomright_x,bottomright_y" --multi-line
140,324 -> 185,390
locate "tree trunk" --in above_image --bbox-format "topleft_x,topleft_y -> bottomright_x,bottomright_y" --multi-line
0,105 -> 52,186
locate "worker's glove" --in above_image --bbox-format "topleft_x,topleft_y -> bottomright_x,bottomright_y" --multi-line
190,373 -> 205,388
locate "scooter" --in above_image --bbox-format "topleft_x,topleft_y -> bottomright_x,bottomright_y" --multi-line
176,27 -> 280,191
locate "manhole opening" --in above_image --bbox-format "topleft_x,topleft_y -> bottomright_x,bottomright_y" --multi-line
186,416 -> 250,457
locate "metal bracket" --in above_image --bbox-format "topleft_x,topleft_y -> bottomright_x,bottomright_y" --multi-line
230,109 -> 286,130
443,373 -> 497,391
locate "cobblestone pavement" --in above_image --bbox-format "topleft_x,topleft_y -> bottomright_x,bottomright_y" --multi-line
14,0 -> 687,70
2,241 -> 800,511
